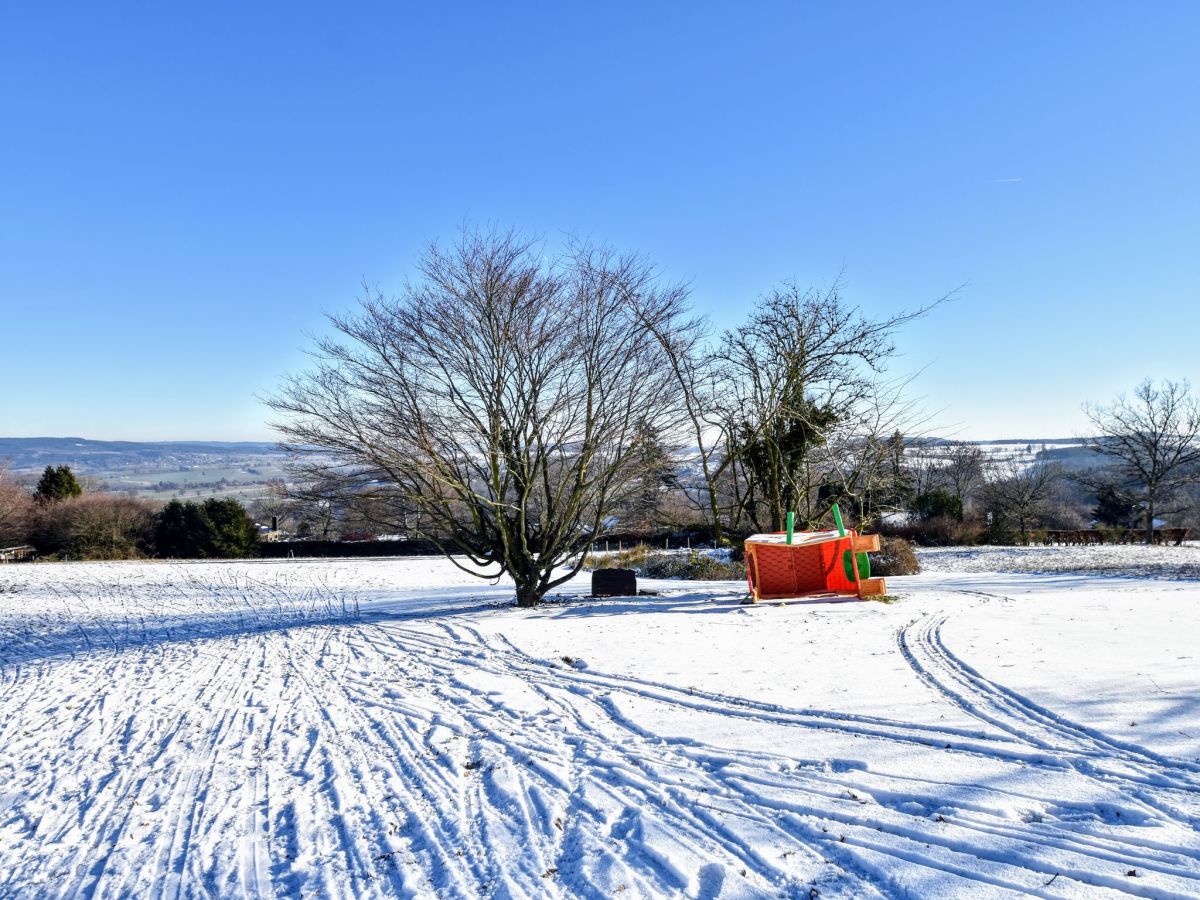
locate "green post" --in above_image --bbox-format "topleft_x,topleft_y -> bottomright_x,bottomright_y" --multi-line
786,511 -> 795,544
832,502 -> 846,536
831,502 -> 870,582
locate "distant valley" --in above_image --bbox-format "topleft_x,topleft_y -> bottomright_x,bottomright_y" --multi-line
0,435 -> 1101,507
0,437 -> 290,503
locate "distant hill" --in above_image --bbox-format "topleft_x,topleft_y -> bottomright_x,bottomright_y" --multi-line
3,435 -> 1100,476
1034,444 -> 1105,470
1,434 -> 1105,505
0,437 -> 283,474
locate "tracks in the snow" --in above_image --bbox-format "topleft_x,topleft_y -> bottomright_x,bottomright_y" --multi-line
3,566 -> 1200,898
351,620 -> 860,898
881,596 -> 1200,896
899,604 -> 1200,818
336,613 -> 1200,898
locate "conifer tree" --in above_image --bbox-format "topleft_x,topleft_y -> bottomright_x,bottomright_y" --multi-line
153,498 -> 259,558
34,465 -> 83,503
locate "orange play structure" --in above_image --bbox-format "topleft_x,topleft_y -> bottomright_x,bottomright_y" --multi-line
744,529 -> 886,602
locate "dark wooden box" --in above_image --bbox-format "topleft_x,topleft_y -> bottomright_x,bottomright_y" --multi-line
591,568 -> 637,597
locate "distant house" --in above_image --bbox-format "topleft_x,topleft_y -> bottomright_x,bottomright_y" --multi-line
255,523 -> 284,542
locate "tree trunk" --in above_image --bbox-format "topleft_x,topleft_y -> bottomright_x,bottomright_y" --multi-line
707,487 -> 724,546
1145,499 -> 1155,545
514,577 -> 544,608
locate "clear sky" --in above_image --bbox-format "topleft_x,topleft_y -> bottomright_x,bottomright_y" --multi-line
2,2 -> 1197,442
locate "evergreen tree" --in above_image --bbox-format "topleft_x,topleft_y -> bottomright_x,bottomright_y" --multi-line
34,465 -> 83,503
1093,483 -> 1138,528
622,419 -> 678,531
199,498 -> 260,558
153,498 -> 259,558
155,499 -> 204,557
913,488 -> 963,521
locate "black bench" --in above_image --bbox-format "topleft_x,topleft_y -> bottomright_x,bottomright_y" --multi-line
591,568 -> 637,597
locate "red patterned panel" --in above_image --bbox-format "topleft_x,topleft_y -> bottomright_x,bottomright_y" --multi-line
745,533 -> 862,600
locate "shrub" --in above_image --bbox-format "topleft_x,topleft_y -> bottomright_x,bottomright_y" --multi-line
878,515 -> 984,547
587,546 -> 744,581
640,551 -> 745,581
870,536 -> 920,576
586,544 -> 651,571
32,494 -> 155,560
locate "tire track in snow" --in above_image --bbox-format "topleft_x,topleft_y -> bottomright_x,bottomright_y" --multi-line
148,642 -> 264,900
406,619 -> 1200,897
899,607 -> 1200,831
377,622 -> 1023,895
339,624 -> 599,898
269,627 -> 423,898
0,641 -> 247,897
360,624 -> 759,892
902,605 -> 1200,776
360,620 -> 846,898
275,623 -> 527,898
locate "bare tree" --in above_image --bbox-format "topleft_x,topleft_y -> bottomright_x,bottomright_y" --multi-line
1084,379 -> 1200,543
636,313 -> 737,542
905,450 -> 942,502
811,375 -> 930,525
248,479 -> 293,528
983,459 -> 1062,541
268,228 -> 688,606
718,281 -> 945,531
0,465 -> 32,545
935,441 -> 987,509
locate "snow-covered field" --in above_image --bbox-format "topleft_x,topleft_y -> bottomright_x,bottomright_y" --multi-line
921,543 -> 1200,580
1,548 -> 1199,898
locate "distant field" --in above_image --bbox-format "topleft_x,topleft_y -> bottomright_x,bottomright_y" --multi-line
30,470 -> 286,504
101,463 -> 287,488
4,435 -> 1099,505
95,460 -> 288,503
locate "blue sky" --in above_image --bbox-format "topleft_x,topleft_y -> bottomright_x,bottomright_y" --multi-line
2,2 -> 1197,441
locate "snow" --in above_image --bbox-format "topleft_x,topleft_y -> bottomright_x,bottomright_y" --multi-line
1,551 -> 1198,897
921,542 -> 1200,580
745,530 -> 843,545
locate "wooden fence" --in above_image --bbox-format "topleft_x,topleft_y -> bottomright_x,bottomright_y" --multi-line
0,545 -> 37,563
